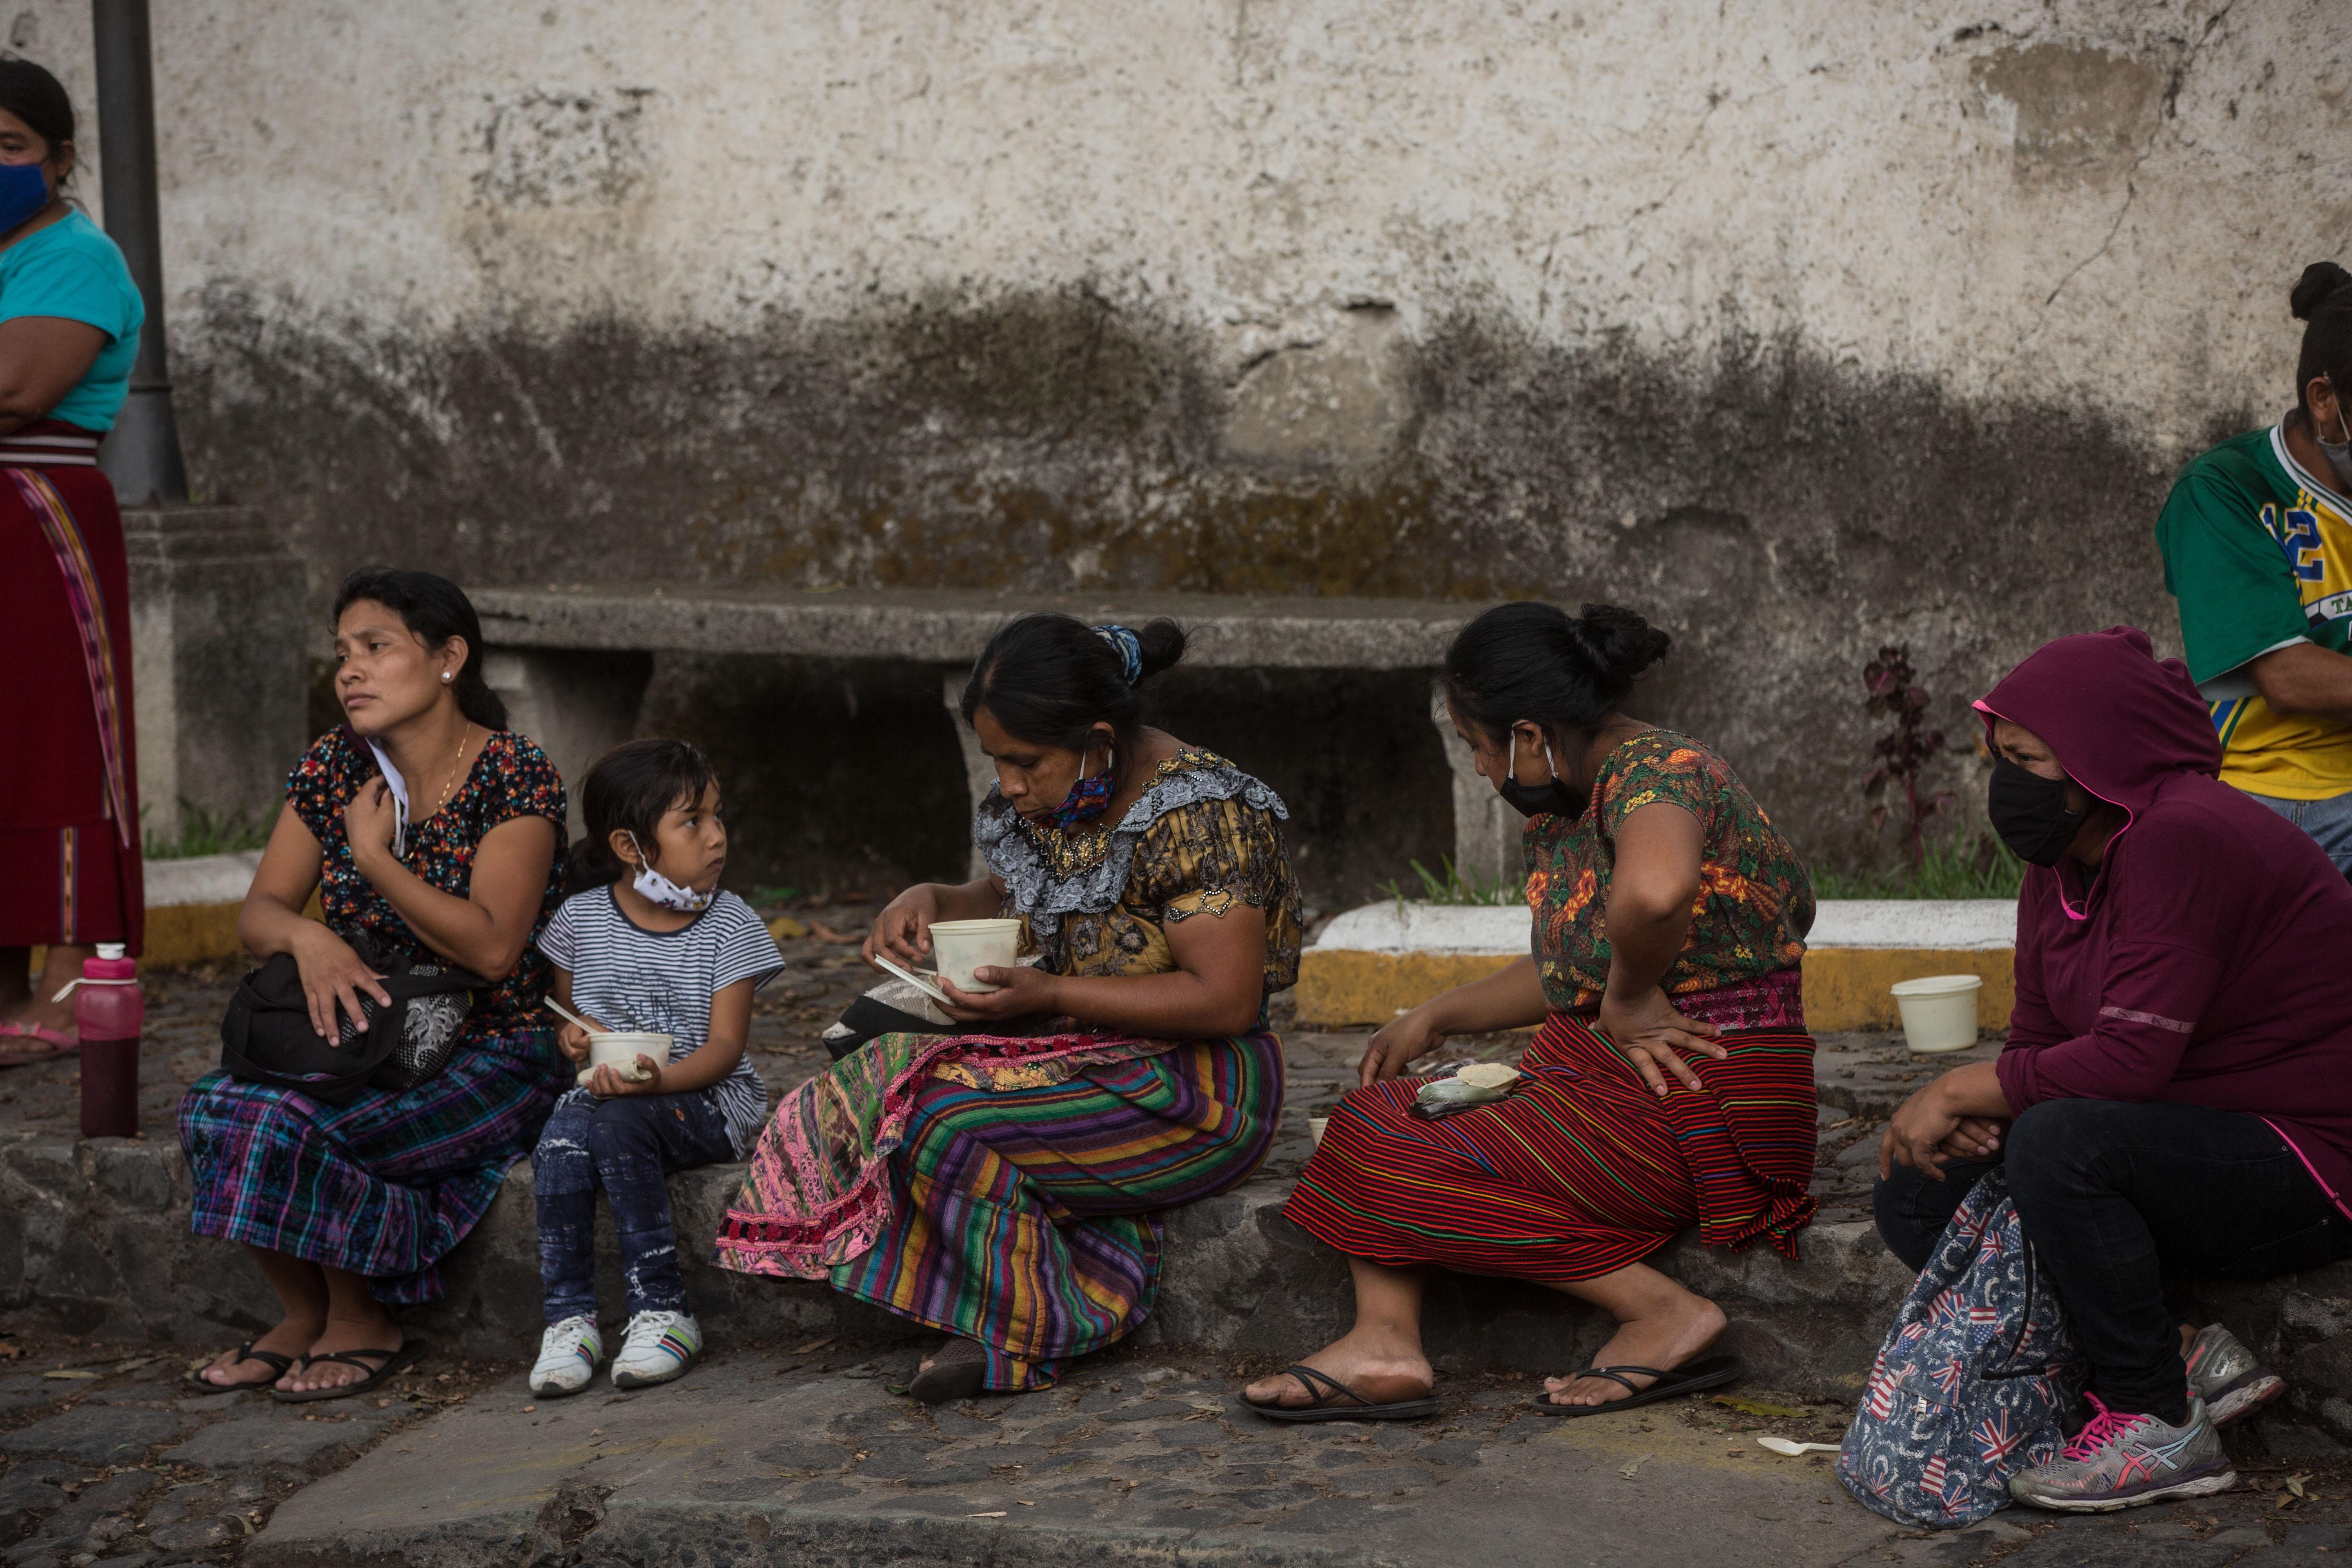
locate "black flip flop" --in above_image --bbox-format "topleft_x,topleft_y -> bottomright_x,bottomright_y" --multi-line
185,1341 -> 294,1393
1241,1363 -> 1443,1423
271,1340 -> 429,1404
1527,1353 -> 1745,1417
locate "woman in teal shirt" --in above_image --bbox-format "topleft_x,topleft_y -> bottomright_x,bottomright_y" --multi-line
0,56 -> 152,1064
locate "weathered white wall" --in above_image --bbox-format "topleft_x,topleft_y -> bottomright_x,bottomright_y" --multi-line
13,1 -> 2348,889
13,0 -> 2327,444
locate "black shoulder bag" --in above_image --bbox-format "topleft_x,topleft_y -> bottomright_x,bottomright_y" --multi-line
220,932 -> 487,1105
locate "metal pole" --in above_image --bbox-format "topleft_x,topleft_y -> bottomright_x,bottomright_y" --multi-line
91,0 -> 186,506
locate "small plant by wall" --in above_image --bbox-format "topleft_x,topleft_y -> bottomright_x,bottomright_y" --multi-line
1863,644 -> 1955,871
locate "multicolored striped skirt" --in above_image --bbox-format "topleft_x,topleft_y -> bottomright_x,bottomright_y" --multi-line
1284,1009 -> 1817,1281
793,1029 -> 1281,1392
178,1026 -> 562,1304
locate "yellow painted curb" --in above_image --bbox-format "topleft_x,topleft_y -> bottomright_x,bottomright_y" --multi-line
1294,947 -> 2015,1033
30,893 -> 321,977
143,902 -> 250,970
1801,949 -> 2014,1033
1292,950 -> 1518,1027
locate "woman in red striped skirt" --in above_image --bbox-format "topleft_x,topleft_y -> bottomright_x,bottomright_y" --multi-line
1247,602 -> 1819,1420
0,60 -> 150,1060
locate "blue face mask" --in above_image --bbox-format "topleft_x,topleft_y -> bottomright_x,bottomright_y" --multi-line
0,162 -> 51,234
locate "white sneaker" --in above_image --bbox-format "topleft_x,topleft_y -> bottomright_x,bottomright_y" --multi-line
529,1316 -> 603,1398
611,1310 -> 702,1390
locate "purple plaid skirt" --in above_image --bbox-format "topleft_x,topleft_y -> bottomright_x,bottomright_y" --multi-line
178,1026 -> 561,1303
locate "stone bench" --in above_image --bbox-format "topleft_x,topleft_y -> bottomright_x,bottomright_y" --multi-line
472,583 -> 1525,880
11,1122 -> 2352,1441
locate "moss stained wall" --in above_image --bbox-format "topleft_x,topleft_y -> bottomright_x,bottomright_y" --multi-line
8,0 -> 2342,891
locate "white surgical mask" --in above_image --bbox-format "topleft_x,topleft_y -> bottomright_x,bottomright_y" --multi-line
364,739 -> 411,858
625,833 -> 713,912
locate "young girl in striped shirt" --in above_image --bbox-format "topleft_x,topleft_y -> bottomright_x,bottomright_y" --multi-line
527,739 -> 783,1396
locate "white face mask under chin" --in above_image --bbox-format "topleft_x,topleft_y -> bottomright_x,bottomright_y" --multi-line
625,834 -> 714,912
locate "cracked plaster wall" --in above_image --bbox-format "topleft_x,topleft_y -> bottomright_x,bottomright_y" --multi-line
10,0 -> 2349,886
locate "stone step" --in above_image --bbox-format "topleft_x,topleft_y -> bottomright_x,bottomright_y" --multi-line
9,1037 -> 2352,1441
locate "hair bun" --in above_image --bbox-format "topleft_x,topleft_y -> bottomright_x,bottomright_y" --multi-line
1572,603 -> 1672,695
1135,617 -> 1187,682
2293,261 -> 2352,322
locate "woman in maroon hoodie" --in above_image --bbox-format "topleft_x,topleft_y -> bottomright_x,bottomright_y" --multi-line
1876,626 -> 2352,1513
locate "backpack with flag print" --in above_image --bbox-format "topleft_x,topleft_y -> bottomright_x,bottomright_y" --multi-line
1838,1168 -> 2088,1528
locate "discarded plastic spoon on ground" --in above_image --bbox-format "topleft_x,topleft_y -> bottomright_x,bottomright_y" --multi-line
1756,1437 -> 1841,1456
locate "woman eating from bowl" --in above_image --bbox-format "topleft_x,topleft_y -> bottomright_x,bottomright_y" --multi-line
1245,601 -> 1818,1421
1875,626 -> 2352,1514
715,613 -> 1299,1403
180,569 -> 567,1400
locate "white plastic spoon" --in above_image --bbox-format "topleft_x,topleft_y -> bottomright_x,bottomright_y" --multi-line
543,996 -> 604,1034
871,952 -> 956,1009
1757,1437 -> 1841,1457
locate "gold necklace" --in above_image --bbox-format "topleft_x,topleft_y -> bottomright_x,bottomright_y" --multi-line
431,728 -> 472,816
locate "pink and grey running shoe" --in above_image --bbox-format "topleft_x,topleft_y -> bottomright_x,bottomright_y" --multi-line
2185,1322 -> 2285,1428
2009,1394 -> 2234,1512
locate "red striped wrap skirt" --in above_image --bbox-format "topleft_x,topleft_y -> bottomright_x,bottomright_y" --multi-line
1283,1007 -> 1819,1281
0,424 -> 142,951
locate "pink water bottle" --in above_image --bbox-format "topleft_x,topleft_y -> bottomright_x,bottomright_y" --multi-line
71,943 -> 143,1138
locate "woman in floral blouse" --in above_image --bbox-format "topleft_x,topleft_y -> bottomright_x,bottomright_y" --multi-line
1247,601 -> 1817,1422
716,613 -> 1300,1404
183,570 -> 567,1401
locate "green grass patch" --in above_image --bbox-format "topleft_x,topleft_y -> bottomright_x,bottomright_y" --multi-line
143,801 -> 271,861
1376,857 -> 1528,908
1813,835 -> 2024,900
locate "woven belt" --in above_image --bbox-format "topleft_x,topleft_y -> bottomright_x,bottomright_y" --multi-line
0,430 -> 99,466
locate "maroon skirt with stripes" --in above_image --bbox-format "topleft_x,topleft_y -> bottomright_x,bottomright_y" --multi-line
1283,1009 -> 1820,1282
0,433 -> 142,951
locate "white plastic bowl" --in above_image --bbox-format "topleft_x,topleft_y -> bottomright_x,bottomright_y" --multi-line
576,1029 -> 670,1087
929,918 -> 1024,993
1889,975 -> 1984,1054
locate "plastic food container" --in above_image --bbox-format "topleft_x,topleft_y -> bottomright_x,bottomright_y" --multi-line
577,1030 -> 670,1087
929,918 -> 1024,992
1889,975 -> 1984,1054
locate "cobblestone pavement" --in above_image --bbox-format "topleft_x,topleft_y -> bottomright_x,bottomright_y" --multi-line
3,1329 -> 2344,1568
4,935 -> 2229,1564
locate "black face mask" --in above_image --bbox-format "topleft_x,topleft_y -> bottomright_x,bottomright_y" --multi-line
1987,755 -> 2092,866
1496,731 -> 1590,821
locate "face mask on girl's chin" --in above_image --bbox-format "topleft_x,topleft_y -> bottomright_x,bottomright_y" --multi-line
0,163 -> 49,234
624,835 -> 714,913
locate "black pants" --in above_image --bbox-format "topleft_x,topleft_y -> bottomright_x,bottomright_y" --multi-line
1872,1098 -> 2352,1424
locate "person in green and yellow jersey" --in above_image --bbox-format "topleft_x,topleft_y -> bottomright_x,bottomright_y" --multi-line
2157,261 -> 2352,873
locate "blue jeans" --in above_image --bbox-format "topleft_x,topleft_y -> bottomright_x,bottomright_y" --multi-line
533,1090 -> 735,1324
2244,787 -> 2352,876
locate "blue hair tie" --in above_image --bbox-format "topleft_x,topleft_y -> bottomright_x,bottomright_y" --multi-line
1094,624 -> 1144,685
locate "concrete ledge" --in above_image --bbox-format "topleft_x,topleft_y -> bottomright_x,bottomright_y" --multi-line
1295,900 -> 2019,1030
0,1129 -> 1901,1398
9,1128 -> 2352,1432
472,583 -> 1495,669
